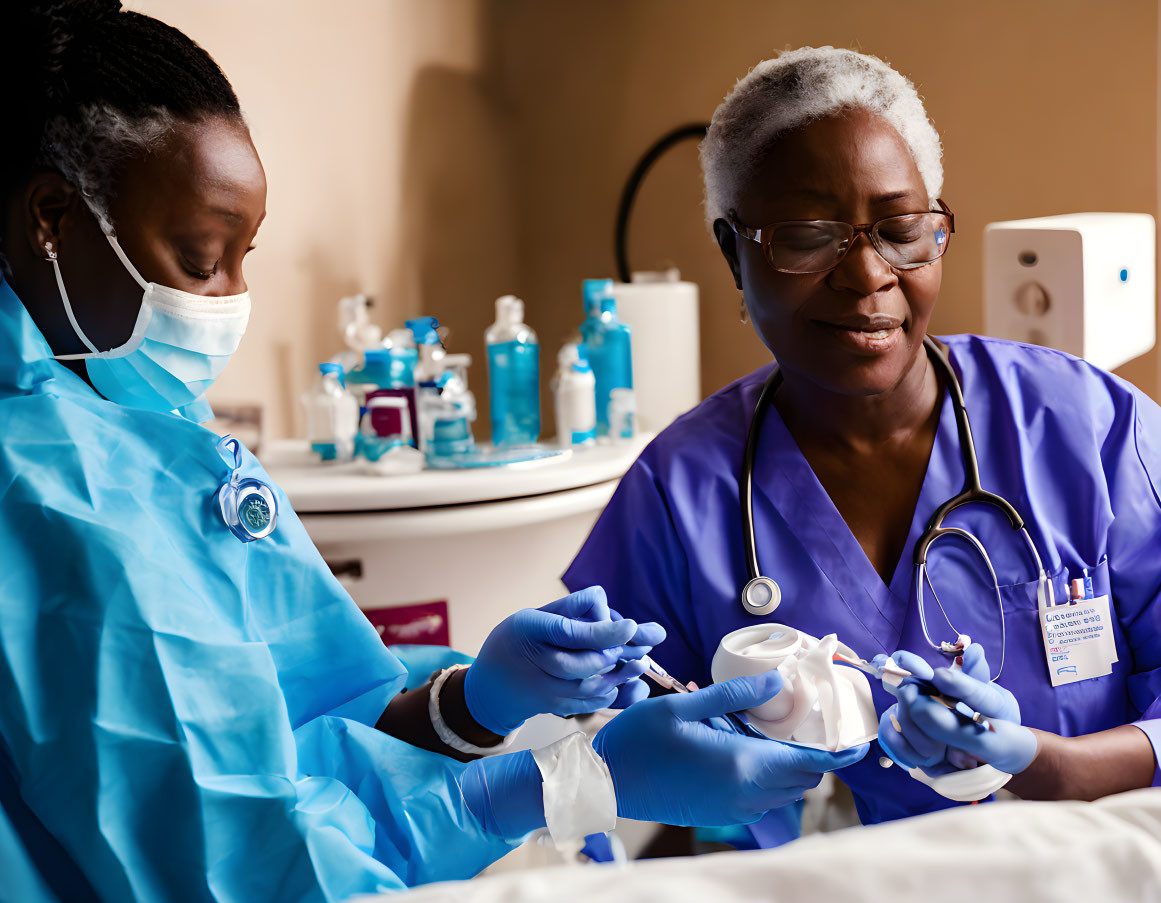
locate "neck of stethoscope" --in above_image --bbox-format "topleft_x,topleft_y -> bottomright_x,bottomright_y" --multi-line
742,337 -> 950,584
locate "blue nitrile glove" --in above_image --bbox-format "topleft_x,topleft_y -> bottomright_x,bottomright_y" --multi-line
878,644 -> 1038,776
460,749 -> 545,838
592,671 -> 868,827
464,586 -> 666,735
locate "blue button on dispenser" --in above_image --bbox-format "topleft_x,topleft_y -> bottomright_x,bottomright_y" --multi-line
1120,268 -> 1130,283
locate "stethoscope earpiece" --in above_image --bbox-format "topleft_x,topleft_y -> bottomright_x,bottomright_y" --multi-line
741,576 -> 782,616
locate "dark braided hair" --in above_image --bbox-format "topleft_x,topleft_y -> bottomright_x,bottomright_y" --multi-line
1,0 -> 242,270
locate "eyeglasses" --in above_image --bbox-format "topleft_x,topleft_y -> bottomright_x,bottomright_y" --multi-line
728,199 -> 955,275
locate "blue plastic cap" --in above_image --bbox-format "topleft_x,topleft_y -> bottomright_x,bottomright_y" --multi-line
583,278 -> 614,314
1120,268 -> 1130,283
599,296 -> 617,316
319,361 -> 346,388
405,316 -> 442,345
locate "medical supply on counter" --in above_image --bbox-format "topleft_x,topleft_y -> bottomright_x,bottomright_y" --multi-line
738,336 -> 1052,678
592,671 -> 867,826
551,343 -> 597,448
710,625 -> 879,752
338,294 -> 382,352
486,295 -> 541,447
580,279 -> 613,345
418,354 -> 477,461
216,435 -> 278,543
407,316 -> 447,383
607,387 -> 636,441
348,334 -> 419,447
585,294 -> 633,438
302,362 -> 359,462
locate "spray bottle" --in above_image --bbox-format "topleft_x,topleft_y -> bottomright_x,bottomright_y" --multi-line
486,295 -> 540,446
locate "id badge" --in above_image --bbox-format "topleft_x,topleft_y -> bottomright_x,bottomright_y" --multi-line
1039,595 -> 1116,687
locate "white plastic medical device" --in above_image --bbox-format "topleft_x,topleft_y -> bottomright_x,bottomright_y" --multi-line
984,213 -> 1156,372
710,625 -> 879,752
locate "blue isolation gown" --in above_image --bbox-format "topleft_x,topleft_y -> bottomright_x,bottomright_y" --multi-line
0,277 -> 522,903
565,334 -> 1161,846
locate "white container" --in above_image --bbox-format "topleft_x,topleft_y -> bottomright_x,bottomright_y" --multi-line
984,213 -> 1156,371
612,271 -> 700,432
551,343 -> 597,448
301,363 -> 359,462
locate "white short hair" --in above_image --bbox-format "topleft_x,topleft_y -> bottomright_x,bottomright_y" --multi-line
700,46 -> 943,229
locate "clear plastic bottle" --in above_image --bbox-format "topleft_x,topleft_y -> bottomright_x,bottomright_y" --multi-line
551,343 -> 596,448
587,295 -> 633,437
420,353 -> 477,460
302,362 -> 359,462
485,295 -> 540,447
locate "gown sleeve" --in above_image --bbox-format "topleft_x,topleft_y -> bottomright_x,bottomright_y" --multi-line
563,453 -> 704,688
1106,385 -> 1161,786
0,494 -> 521,902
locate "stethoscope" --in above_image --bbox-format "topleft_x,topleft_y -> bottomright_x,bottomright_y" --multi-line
739,335 -> 1054,675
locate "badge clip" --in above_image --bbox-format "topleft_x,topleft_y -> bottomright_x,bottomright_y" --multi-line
216,436 -> 277,543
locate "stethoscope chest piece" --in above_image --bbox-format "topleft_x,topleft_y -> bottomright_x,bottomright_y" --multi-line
741,576 -> 782,616
216,436 -> 278,543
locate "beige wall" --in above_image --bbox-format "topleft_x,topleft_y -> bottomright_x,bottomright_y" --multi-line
133,0 -> 1159,439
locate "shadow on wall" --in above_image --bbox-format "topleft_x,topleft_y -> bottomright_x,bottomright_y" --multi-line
394,58 -> 520,440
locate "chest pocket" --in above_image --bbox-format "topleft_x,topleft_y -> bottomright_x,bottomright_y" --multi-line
994,557 -> 1129,736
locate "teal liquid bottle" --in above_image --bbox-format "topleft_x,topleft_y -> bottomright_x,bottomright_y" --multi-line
486,295 -> 540,446
580,278 -> 613,345
588,295 -> 633,437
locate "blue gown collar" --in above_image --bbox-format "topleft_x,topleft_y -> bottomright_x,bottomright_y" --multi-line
0,276 -> 64,395
0,276 -> 214,422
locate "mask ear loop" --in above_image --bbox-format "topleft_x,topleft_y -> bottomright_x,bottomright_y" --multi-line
44,242 -> 99,355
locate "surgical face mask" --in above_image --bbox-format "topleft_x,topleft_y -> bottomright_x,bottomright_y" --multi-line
48,220 -> 250,420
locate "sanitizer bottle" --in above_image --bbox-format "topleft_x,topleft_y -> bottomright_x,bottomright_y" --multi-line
551,343 -> 596,448
486,295 -> 540,447
586,295 -> 633,437
302,362 -> 359,462
580,278 -> 613,345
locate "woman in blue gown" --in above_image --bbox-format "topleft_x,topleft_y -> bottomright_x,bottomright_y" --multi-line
0,4 -> 875,900
566,46 -> 1161,847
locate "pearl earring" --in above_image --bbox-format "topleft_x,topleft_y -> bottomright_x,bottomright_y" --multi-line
45,242 -> 57,261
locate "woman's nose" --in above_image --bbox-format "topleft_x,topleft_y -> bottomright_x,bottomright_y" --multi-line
828,232 -> 898,296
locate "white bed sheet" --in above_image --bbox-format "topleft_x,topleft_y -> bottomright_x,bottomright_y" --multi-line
363,789 -> 1161,903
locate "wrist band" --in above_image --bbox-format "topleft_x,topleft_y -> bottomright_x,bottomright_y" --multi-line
428,665 -> 517,756
532,731 -> 617,852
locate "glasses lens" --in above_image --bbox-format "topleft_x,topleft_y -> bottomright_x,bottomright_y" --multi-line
872,213 -> 952,268
766,222 -> 851,274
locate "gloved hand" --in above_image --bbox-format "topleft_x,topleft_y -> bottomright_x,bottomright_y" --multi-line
460,749 -> 546,839
878,644 -> 1038,776
464,586 -> 666,735
593,671 -> 868,826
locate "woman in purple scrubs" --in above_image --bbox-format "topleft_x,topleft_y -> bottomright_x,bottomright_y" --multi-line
565,46 -> 1161,847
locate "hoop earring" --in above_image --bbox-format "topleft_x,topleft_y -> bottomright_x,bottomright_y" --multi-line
739,295 -> 749,325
